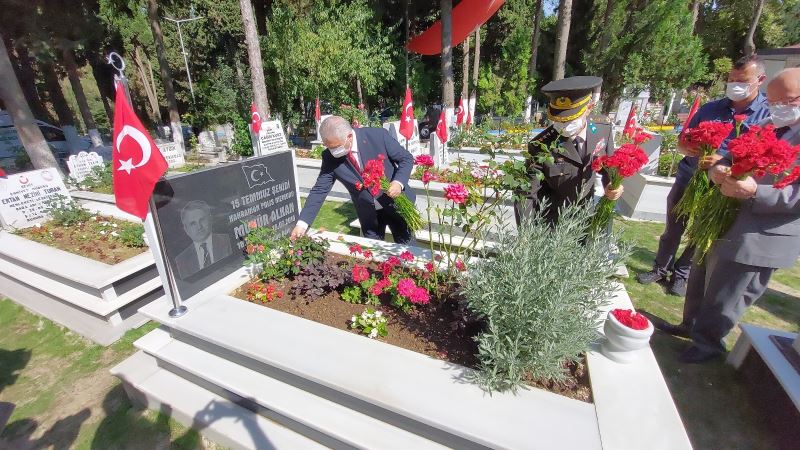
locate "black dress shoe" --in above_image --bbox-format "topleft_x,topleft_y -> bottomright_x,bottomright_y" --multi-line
636,269 -> 664,285
678,345 -> 723,364
655,321 -> 691,338
668,277 -> 687,297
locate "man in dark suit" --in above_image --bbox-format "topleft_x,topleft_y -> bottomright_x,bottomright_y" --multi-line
291,115 -> 416,244
175,200 -> 232,279
515,76 -> 621,226
659,68 -> 800,363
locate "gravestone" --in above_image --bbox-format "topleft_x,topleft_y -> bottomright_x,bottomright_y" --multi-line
257,120 -> 290,156
430,133 -> 449,168
0,168 -> 71,229
157,141 -> 186,168
383,120 -> 421,156
198,131 -> 218,153
66,151 -> 104,182
151,150 -> 300,301
639,133 -> 664,176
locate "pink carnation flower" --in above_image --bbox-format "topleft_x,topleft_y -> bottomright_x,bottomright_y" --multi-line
409,287 -> 430,305
351,265 -> 369,283
444,183 -> 469,205
454,259 -> 466,271
415,154 -> 435,168
399,250 -> 414,262
421,170 -> 436,185
397,278 -> 417,298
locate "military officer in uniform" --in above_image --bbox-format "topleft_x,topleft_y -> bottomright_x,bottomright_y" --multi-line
514,76 -> 623,226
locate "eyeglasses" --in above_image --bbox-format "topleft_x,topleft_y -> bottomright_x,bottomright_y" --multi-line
769,94 -> 800,108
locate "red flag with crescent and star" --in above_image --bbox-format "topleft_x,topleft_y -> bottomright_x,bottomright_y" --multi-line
435,110 -> 448,144
456,98 -> 465,126
251,103 -> 262,135
399,85 -> 414,140
623,104 -> 638,138
314,98 -> 321,122
112,83 -> 168,220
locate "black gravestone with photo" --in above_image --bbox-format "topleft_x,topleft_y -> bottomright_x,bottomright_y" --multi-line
151,151 -> 299,300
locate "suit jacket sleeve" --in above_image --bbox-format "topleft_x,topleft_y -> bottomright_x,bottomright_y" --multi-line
382,129 -> 414,187
298,154 -> 336,225
751,183 -> 800,215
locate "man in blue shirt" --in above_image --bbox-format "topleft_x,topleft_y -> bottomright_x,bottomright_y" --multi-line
636,55 -> 770,297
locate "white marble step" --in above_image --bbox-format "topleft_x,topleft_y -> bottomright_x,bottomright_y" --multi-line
111,350 -> 326,450
134,328 -> 449,450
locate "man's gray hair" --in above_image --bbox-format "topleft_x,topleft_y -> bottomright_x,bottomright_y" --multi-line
319,115 -> 353,141
180,200 -> 212,223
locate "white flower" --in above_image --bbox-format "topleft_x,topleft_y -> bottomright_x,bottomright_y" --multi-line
361,312 -> 368,320
100,231 -> 106,235
368,329 -> 378,338
350,315 -> 357,323
374,311 -> 382,318
111,231 -> 119,237
112,223 -> 118,228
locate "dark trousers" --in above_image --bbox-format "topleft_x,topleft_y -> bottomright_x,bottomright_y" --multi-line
653,180 -> 694,280
683,247 -> 774,353
363,207 -> 416,246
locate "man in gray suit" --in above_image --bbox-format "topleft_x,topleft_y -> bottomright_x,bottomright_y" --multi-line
174,200 -> 233,279
660,68 -> 800,363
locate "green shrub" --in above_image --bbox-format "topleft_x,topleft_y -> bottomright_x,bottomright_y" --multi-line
118,223 -> 146,248
460,202 -> 626,392
245,226 -> 329,280
311,145 -> 325,159
45,195 -> 92,226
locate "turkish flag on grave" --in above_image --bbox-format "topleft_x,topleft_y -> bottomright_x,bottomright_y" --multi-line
623,104 -> 638,138
251,103 -> 262,135
456,98 -> 465,126
112,83 -> 168,220
399,86 -> 414,140
314,98 -> 321,122
436,110 -> 448,144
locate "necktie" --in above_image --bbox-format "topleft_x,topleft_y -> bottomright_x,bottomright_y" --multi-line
348,152 -> 361,173
776,126 -> 790,139
574,137 -> 585,155
200,243 -> 210,267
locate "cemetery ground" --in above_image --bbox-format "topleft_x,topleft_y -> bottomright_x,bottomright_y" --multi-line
0,201 -> 798,449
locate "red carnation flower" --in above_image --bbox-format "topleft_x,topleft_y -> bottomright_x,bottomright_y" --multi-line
351,264 -> 369,283
399,250 -> 414,262
611,308 -> 650,330
444,183 -> 469,205
349,244 -> 363,255
734,114 -> 747,123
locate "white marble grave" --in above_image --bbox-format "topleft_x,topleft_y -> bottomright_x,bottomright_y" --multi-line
66,151 -> 105,182
0,168 -> 71,229
157,141 -> 186,168
383,120 -> 422,156
256,120 -> 290,155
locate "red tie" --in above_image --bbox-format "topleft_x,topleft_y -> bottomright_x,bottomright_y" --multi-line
348,152 -> 361,173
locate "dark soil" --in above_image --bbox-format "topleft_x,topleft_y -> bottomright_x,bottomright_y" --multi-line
232,253 -> 592,402
15,216 -> 146,265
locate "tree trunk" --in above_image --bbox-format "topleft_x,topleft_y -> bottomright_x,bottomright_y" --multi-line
356,77 -> 364,107
134,44 -> 161,124
553,0 -> 573,80
598,0 -> 615,51
743,0 -> 765,56
525,0 -> 544,122
690,0 -> 701,32
461,35 -> 470,101
0,34 -> 60,172
239,0 -> 270,121
61,46 -> 102,147
42,62 -> 82,152
441,0 -> 455,119
146,0 -> 184,149
6,39 -> 49,122
88,54 -> 114,126
470,28 -> 481,121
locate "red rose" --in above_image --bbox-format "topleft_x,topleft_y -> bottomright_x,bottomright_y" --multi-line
415,154 -> 435,168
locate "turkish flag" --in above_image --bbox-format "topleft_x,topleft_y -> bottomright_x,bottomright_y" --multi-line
435,110 -> 448,144
456,98 -> 465,126
465,107 -> 472,129
112,83 -> 168,220
251,103 -> 261,135
623,104 -> 638,138
314,98 -> 321,122
681,95 -> 701,136
399,86 -> 414,140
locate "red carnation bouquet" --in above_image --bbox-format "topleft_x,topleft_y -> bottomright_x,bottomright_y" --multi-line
687,124 -> 800,260
611,308 -> 650,330
589,143 -> 649,235
357,154 -> 423,231
674,120 -> 735,219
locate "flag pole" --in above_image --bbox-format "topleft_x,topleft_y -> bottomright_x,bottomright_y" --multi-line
108,52 -> 187,318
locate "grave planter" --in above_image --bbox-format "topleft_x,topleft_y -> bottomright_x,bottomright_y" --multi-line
0,230 -> 160,346
601,311 -> 655,363
112,231 -> 691,449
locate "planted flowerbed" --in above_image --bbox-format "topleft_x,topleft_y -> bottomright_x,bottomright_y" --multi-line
13,196 -> 146,264
231,201 -> 623,401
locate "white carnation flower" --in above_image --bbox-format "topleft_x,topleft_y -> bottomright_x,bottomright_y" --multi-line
374,311 -> 382,318
368,329 -> 378,338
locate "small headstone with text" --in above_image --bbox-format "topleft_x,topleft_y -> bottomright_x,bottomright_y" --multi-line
0,168 -> 71,229
157,141 -> 186,168
66,151 -> 105,182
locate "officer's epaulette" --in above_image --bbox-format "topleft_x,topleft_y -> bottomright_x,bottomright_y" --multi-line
527,126 -> 560,155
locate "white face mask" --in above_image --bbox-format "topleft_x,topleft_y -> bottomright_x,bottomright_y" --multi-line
726,82 -> 753,101
328,135 -> 352,158
553,116 -> 586,138
770,104 -> 800,128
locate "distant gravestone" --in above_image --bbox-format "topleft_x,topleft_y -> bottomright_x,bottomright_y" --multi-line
0,168 -> 71,229
198,131 -> 217,153
157,141 -> 186,168
383,120 -> 421,156
66,151 -> 104,182
430,133 -> 449,168
257,120 -> 290,155
639,134 -> 664,176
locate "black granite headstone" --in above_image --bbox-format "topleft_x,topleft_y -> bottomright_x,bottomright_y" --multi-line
152,151 -> 299,300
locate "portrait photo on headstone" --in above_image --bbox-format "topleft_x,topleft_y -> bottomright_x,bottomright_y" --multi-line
151,151 -> 299,300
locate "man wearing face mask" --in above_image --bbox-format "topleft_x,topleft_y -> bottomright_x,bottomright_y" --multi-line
637,55 -> 770,297
660,68 -> 800,364
514,76 -> 619,226
290,115 -> 416,244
